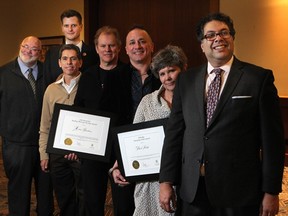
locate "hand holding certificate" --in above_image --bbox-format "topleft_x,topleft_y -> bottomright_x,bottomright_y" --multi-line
47,103 -> 116,162
114,118 -> 167,182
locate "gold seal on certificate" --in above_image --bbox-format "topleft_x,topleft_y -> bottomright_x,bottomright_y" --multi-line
64,138 -> 73,145
132,160 -> 140,169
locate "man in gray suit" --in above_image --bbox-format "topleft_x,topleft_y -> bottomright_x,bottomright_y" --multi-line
159,13 -> 285,216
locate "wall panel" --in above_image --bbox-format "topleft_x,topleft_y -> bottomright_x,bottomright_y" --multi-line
84,0 -> 219,67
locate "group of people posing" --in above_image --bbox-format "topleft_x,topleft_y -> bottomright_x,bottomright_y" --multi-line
0,8 -> 285,216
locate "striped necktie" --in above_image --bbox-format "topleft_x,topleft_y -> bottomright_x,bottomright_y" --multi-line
206,68 -> 223,127
27,68 -> 36,96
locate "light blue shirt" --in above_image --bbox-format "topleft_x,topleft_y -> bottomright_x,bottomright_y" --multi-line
17,57 -> 38,80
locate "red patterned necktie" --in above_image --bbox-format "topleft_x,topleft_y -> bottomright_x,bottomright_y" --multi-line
206,68 -> 223,127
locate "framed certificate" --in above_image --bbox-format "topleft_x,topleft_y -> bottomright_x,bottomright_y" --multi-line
114,118 -> 168,182
46,103 -> 116,162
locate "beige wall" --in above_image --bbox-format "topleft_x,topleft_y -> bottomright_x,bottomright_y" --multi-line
221,0 -> 288,96
0,0 -> 84,65
1,0 -> 287,96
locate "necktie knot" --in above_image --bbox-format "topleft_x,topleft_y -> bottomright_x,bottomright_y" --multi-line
212,68 -> 222,76
28,68 -> 34,79
206,68 -> 223,127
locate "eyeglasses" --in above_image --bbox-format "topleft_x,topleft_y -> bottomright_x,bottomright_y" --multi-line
21,45 -> 41,52
203,30 -> 231,41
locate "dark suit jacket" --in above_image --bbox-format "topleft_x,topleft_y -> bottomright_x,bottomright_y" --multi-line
159,57 -> 285,207
0,58 -> 44,144
43,41 -> 99,88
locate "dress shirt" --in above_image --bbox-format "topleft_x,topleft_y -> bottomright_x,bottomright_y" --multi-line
55,72 -> 81,94
66,40 -> 83,52
130,65 -> 153,117
17,57 -> 38,80
205,56 -> 234,98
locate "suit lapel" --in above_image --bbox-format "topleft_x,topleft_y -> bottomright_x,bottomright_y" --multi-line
188,65 -> 207,128
197,66 -> 207,126
81,42 -> 88,54
207,58 -> 244,128
36,61 -> 43,80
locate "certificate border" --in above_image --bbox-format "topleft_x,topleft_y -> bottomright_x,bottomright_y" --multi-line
113,118 -> 168,182
46,103 -> 117,162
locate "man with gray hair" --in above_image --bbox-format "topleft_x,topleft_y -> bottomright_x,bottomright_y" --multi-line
0,36 -> 54,215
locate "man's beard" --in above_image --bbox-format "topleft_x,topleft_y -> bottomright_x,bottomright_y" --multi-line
19,52 -> 38,65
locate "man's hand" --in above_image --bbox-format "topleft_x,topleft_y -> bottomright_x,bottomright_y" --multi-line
40,159 -> 49,172
64,153 -> 79,161
111,161 -> 130,186
159,182 -> 176,213
259,193 -> 279,216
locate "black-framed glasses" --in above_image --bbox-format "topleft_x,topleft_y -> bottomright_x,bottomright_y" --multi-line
203,30 -> 231,41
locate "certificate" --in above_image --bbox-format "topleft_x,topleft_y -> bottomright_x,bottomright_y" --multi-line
114,118 -> 167,182
47,103 -> 116,162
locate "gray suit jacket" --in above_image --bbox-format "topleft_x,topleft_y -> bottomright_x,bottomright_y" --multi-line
159,57 -> 285,207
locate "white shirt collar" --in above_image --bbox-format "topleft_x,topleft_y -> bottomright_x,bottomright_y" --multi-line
65,40 -> 83,52
207,55 -> 234,74
55,72 -> 81,93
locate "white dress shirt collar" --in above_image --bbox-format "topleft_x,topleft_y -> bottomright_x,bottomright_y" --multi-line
55,72 -> 81,94
65,40 -> 83,52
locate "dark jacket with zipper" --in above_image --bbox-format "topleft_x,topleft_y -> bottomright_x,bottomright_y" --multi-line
0,58 -> 44,145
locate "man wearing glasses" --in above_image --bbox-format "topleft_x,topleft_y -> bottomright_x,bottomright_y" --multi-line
0,36 -> 54,215
159,13 -> 285,216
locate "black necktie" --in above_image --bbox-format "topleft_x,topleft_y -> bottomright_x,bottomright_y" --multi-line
206,68 -> 223,127
27,68 -> 36,95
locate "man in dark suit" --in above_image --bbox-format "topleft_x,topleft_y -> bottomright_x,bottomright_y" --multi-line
43,9 -> 98,87
0,36 -> 54,216
159,13 -> 285,216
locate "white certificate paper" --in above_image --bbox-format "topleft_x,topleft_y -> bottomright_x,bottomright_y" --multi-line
117,126 -> 165,177
53,109 -> 110,156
